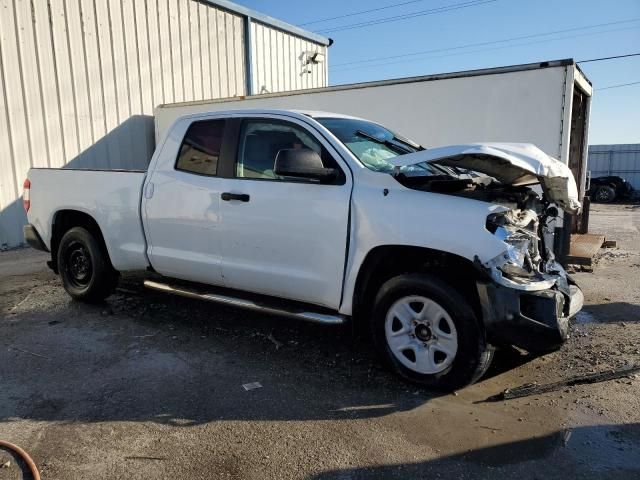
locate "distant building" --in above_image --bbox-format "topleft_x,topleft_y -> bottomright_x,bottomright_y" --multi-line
0,0 -> 330,248
588,144 -> 640,189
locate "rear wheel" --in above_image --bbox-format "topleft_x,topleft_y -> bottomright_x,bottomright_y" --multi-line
593,185 -> 616,203
371,274 -> 493,390
57,227 -> 119,302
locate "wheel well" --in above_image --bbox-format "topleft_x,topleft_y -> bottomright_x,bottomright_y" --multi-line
352,245 -> 484,327
50,210 -> 110,273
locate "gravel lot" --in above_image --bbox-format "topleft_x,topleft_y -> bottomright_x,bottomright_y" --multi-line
1,203 -> 639,479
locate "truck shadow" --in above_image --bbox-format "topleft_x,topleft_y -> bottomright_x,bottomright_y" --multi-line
1,272 -> 451,427
575,303 -> 640,324
2,268 -> 626,430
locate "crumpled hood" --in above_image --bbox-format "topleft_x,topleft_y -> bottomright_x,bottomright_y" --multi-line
389,143 -> 581,213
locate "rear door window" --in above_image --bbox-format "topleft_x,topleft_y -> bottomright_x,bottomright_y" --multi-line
175,119 -> 226,176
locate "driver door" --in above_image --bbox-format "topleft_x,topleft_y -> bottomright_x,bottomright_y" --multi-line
218,116 -> 352,309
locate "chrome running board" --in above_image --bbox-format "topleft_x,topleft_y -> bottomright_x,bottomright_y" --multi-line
143,279 -> 347,325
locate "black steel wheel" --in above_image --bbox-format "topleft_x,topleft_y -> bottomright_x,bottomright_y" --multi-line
63,240 -> 93,289
57,227 -> 119,302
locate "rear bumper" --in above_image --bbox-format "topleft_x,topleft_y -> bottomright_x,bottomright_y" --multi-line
477,280 -> 583,352
23,224 -> 49,252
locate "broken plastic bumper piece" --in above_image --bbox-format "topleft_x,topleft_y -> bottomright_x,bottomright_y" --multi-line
476,280 -> 584,352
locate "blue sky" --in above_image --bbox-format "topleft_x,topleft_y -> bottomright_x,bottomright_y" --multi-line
238,0 -> 640,145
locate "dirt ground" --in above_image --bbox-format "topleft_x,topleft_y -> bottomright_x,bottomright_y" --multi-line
1,203 -> 639,479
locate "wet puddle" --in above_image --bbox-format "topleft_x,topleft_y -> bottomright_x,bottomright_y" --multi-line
565,424 -> 640,472
463,423 -> 640,472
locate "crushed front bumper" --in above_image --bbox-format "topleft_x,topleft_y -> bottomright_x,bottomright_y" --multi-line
477,280 -> 584,352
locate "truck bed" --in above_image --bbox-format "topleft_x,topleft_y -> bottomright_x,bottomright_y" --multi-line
27,168 -> 149,271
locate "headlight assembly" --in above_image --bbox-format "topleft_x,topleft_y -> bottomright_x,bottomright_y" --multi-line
486,210 -> 540,277
494,226 -> 531,268
483,206 -> 561,291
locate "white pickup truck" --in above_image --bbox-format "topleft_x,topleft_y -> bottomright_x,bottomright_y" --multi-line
23,109 -> 584,389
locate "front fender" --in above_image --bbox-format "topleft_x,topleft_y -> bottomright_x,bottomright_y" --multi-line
339,180 -> 509,315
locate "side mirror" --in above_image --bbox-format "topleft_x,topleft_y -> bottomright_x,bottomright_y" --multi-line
274,149 -> 337,182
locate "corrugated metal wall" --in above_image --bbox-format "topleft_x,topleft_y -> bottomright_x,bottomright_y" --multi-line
250,21 -> 327,95
0,0 -> 246,247
588,144 -> 640,189
0,0 -> 328,248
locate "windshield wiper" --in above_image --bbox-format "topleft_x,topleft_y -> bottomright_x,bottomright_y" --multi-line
392,136 -> 424,151
355,130 -> 412,153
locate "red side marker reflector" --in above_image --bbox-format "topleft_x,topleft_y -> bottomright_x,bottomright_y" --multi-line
23,178 -> 31,212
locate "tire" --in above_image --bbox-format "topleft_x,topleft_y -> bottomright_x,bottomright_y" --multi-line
592,185 -> 616,203
371,273 -> 493,390
57,226 -> 119,302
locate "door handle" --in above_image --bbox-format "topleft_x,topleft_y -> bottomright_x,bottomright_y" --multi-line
221,192 -> 250,202
144,181 -> 154,199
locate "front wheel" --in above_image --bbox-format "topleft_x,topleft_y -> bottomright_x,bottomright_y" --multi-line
57,227 -> 119,302
371,274 -> 493,390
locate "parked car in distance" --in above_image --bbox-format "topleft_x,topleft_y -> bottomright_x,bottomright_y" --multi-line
587,175 -> 635,203
22,109 -> 584,389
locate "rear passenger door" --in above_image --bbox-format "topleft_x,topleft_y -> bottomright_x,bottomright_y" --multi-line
143,118 -> 228,286
217,115 -> 352,309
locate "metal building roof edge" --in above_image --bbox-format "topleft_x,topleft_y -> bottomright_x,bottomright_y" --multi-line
201,0 -> 331,46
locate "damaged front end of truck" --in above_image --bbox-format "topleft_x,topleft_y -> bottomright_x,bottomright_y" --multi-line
477,205 -> 584,352
391,143 -> 585,352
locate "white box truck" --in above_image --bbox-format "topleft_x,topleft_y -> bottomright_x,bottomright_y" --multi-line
155,59 -> 593,256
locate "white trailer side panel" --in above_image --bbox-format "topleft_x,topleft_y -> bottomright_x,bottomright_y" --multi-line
156,65 -> 569,161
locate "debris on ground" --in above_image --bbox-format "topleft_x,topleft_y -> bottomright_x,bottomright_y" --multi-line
267,333 -> 283,350
10,293 -> 32,312
482,364 -> 640,402
596,250 -> 632,263
116,287 -> 141,296
7,345 -> 50,360
251,332 -> 284,350
124,456 -> 167,461
566,264 -> 593,273
242,382 -> 263,391
0,440 -> 40,479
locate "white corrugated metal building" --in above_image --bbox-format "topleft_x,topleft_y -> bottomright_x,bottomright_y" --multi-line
0,0 -> 330,248
588,144 -> 640,189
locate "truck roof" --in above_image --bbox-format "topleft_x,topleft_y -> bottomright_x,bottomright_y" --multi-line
176,108 -> 366,122
293,110 -> 365,120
